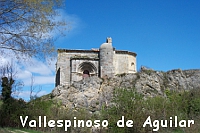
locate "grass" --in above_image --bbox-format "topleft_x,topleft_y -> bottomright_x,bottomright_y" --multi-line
0,128 -> 7,133
0,127 -> 43,133
162,129 -> 185,133
0,127 -> 185,133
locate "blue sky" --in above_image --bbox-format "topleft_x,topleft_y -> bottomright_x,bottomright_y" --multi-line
3,0 -> 200,100
57,0 -> 200,71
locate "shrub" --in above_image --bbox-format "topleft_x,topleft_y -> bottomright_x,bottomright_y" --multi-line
101,88 -> 200,133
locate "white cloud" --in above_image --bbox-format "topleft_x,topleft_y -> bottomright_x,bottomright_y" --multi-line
17,70 -> 32,80
23,58 -> 55,75
17,90 -> 49,100
0,56 -> 56,86
28,75 -> 55,85
50,9 -> 82,39
19,60 -> 56,86
0,56 -> 11,65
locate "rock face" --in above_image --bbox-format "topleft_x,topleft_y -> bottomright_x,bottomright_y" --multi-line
51,68 -> 200,112
52,76 -> 105,112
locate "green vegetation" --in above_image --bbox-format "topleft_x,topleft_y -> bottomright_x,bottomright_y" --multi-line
101,88 -> 200,133
0,100 -> 3,107
0,0 -> 66,61
116,73 -> 126,77
142,69 -> 155,75
0,96 -> 92,132
1,78 -> 200,133
0,127 -> 42,133
1,77 -> 14,101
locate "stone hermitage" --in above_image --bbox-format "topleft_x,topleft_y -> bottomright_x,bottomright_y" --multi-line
143,116 -> 195,131
55,37 -> 137,86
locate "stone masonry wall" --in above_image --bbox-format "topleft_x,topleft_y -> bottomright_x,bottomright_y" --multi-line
56,50 -> 99,86
114,53 -> 137,75
128,54 -> 137,73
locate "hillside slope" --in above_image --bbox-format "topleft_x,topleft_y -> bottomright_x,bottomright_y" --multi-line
51,67 -> 200,113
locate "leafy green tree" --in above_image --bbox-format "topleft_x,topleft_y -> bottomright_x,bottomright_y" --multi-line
0,0 -> 65,60
1,77 -> 14,101
102,88 -> 147,133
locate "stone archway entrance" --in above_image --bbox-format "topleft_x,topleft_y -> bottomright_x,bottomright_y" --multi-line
70,60 -> 99,84
78,62 -> 97,76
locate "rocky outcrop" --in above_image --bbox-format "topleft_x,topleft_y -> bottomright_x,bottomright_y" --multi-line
51,68 -> 200,112
135,69 -> 200,97
52,76 -> 108,112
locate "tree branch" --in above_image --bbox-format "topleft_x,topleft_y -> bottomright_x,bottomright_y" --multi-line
0,46 -> 32,52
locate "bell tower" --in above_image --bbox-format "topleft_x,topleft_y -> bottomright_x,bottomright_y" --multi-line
99,37 -> 114,78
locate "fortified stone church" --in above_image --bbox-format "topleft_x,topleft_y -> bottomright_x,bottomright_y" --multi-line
55,37 -> 137,86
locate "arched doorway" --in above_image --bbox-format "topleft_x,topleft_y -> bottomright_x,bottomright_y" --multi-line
78,62 -> 97,76
70,60 -> 98,84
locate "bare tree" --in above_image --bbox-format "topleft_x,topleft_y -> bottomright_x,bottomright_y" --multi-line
0,61 -> 24,99
0,0 -> 66,61
29,74 -> 42,101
